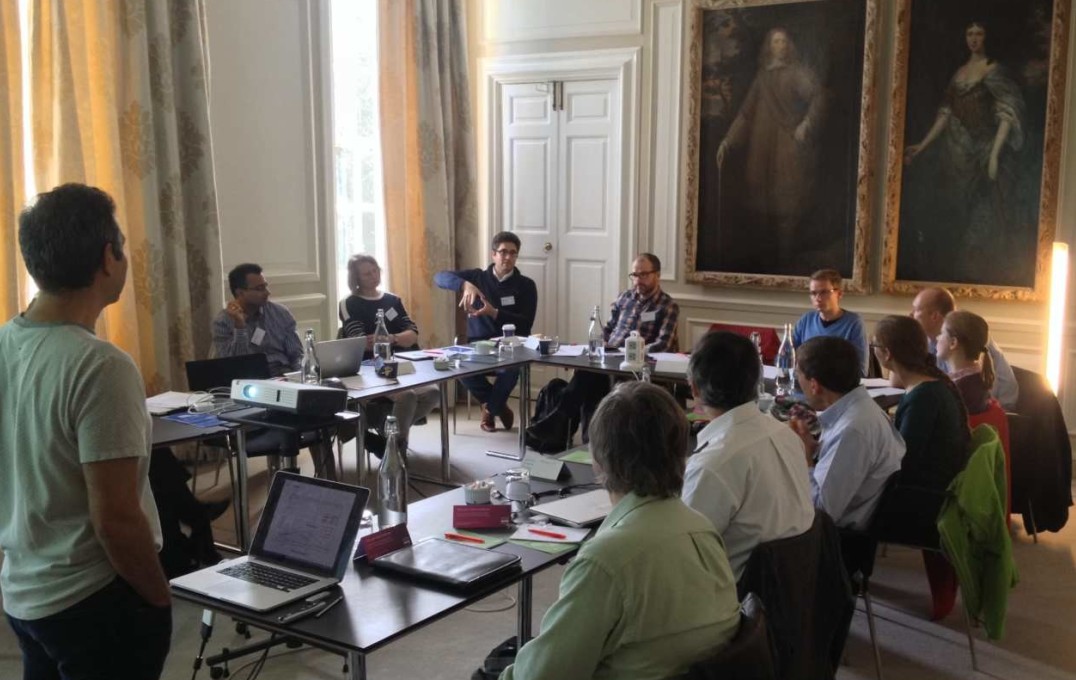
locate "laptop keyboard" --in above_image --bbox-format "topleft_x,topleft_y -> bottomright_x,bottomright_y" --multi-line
219,562 -> 318,592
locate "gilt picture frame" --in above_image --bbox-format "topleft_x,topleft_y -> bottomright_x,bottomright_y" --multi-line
881,0 -> 1070,300
682,0 -> 877,292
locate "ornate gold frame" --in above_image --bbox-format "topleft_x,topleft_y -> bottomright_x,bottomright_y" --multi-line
682,0 -> 878,293
881,0 -> 1071,300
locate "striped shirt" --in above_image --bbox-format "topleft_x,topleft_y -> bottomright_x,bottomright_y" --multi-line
211,300 -> 303,377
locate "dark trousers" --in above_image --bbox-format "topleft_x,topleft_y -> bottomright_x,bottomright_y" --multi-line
6,577 -> 172,680
460,367 -> 520,416
564,371 -> 614,443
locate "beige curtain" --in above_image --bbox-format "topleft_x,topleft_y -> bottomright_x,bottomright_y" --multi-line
29,0 -> 221,393
379,0 -> 478,348
0,3 -> 25,321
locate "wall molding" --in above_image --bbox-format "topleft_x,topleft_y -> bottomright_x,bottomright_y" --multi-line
647,0 -> 683,280
482,0 -> 642,43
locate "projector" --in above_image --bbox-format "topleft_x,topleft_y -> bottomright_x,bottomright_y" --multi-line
230,379 -> 348,416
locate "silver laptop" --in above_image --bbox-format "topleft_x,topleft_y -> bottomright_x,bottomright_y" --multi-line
171,472 -> 369,611
317,336 -> 366,378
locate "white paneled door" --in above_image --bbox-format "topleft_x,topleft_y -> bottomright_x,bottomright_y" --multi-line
499,79 -> 621,344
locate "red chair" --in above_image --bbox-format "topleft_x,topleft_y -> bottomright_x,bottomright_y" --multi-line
708,323 -> 781,364
968,399 -> 1011,517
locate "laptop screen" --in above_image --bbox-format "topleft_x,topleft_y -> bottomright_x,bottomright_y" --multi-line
252,473 -> 368,576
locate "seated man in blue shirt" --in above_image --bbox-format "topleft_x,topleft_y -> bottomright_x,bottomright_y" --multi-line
434,231 -> 538,432
790,337 -> 905,529
792,269 -> 869,376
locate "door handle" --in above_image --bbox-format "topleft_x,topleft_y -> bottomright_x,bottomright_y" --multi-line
543,242 -> 553,252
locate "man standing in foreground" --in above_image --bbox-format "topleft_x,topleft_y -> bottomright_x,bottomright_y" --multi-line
0,184 -> 171,678
435,231 -> 538,432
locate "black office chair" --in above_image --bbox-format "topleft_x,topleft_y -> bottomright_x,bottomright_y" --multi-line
686,593 -> 776,680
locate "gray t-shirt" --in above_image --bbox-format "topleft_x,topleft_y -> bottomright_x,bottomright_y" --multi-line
0,315 -> 161,620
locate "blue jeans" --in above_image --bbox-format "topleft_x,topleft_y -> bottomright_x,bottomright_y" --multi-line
6,577 -> 172,680
461,367 -> 520,417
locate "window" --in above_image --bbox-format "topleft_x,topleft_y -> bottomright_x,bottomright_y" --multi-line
329,0 -> 387,302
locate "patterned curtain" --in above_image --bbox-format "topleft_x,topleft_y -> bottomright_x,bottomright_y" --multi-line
379,0 -> 478,349
29,0 -> 221,393
0,3 -> 25,321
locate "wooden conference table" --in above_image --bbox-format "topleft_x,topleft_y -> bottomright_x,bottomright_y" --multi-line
172,460 -> 597,680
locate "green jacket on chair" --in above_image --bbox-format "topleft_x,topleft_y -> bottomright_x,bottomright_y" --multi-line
937,424 -> 1019,639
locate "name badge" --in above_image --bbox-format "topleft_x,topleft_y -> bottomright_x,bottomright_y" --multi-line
385,308 -> 399,321
501,296 -> 516,306
251,327 -> 267,345
641,311 -> 657,323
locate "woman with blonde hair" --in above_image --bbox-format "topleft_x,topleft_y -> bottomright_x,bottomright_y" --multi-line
936,310 -> 995,415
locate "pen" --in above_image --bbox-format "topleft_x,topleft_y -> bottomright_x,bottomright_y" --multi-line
314,595 -> 344,619
528,528 -> 567,540
444,532 -> 485,544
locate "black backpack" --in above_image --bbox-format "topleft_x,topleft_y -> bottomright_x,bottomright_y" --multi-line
524,378 -> 579,453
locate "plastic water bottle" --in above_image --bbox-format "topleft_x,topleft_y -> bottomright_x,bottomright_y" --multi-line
372,309 -> 393,367
587,305 -> 604,364
776,322 -> 795,396
301,329 -> 321,384
377,416 -> 408,528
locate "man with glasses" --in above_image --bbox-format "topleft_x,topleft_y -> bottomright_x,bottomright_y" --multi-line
435,231 -> 537,432
531,253 -> 680,446
212,262 -> 303,377
792,268 -> 868,376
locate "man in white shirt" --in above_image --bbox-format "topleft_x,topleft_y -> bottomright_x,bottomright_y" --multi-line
682,331 -> 815,580
911,286 -> 1018,410
0,184 -> 172,678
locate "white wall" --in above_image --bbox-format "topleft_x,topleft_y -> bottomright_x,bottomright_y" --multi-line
470,0 -> 1076,439
204,0 -> 334,340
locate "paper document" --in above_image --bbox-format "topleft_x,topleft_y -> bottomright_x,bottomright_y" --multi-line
146,391 -> 195,415
553,345 -> 587,357
340,374 -> 397,391
867,387 -> 905,398
861,377 -> 891,388
395,350 -> 434,361
509,524 -> 590,544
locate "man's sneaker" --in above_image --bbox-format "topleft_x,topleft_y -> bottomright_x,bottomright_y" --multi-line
480,405 -> 497,432
499,405 -> 515,431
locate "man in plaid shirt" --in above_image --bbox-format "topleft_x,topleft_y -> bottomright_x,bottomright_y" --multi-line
529,253 -> 680,447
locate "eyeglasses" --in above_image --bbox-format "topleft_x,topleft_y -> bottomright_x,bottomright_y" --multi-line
494,249 -> 519,257
243,284 -> 269,292
628,271 -> 657,280
869,342 -> 885,350
809,289 -> 836,298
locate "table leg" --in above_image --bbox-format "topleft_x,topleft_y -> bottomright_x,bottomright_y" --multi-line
235,429 -> 251,553
348,651 -> 367,680
517,576 -> 533,643
356,406 -> 368,487
439,382 -> 451,482
518,362 -> 531,457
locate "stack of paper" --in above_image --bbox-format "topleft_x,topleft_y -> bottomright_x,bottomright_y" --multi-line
146,391 -> 194,415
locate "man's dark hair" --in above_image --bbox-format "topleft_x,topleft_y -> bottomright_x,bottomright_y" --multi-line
689,331 -> 759,411
228,263 -> 263,297
491,231 -> 521,251
796,336 -> 861,395
19,183 -> 123,293
637,252 -> 662,272
589,381 -> 688,499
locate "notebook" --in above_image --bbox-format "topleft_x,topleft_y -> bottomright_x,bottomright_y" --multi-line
170,472 -> 369,611
371,538 -> 521,590
528,489 -> 613,527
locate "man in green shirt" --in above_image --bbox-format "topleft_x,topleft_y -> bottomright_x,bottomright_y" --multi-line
0,184 -> 172,678
501,382 -> 740,680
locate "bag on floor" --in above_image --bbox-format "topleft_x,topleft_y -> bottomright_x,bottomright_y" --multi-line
471,636 -> 519,679
524,378 -> 578,453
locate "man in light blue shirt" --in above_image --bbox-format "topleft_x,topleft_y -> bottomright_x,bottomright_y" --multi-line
792,269 -> 869,376
911,286 -> 1019,410
791,337 -> 904,528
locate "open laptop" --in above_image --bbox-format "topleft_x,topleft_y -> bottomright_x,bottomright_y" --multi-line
284,337 -> 366,382
171,472 -> 369,611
